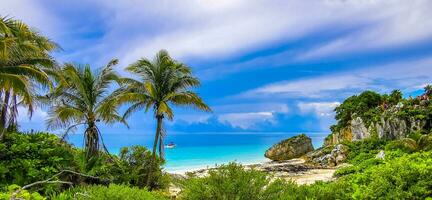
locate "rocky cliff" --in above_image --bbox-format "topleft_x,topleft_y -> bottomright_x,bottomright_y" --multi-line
325,109 -> 427,146
265,134 -> 314,161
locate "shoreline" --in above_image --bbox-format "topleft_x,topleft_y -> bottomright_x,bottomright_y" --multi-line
165,157 -> 271,174
168,158 -> 344,185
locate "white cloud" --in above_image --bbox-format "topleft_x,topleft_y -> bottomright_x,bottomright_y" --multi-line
17,107 -> 47,123
16,107 -> 48,131
298,102 -> 340,117
173,114 -> 212,124
243,75 -> 369,99
217,112 -> 275,129
5,0 -> 432,68
0,0 -> 62,38
297,0 -> 432,60
241,57 -> 432,99
213,103 -> 289,114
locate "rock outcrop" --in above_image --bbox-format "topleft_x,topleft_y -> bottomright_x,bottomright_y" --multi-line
265,134 -> 314,161
325,113 -> 427,146
305,144 -> 348,167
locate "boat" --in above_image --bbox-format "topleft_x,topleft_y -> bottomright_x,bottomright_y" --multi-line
165,142 -> 176,149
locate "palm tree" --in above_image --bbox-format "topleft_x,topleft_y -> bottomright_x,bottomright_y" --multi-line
424,84 -> 432,96
46,59 -> 127,162
0,16 -> 58,138
116,50 -> 211,160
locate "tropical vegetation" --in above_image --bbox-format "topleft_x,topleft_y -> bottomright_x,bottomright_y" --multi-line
1,15 -> 432,200
0,16 -> 58,139
45,60 -> 126,163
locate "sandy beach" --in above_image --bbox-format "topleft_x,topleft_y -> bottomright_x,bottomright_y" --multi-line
170,158 -> 344,185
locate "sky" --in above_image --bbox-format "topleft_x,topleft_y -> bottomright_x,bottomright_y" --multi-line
2,0 -> 432,136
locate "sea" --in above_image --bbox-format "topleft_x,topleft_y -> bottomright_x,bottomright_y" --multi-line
66,132 -> 327,173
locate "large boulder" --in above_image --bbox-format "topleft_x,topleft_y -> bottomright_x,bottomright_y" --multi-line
265,134 -> 314,161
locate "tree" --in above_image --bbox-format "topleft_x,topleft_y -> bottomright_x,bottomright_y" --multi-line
389,89 -> 403,105
424,84 -> 432,96
115,50 -> 210,187
46,60 -> 126,163
117,50 -> 211,160
0,16 -> 58,138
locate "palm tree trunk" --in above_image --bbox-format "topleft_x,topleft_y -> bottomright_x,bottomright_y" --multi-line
0,90 -> 11,140
85,121 -> 99,162
0,90 -> 10,127
7,94 -> 18,131
147,114 -> 163,188
152,115 -> 162,157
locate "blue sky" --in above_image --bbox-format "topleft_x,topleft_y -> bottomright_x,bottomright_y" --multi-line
3,0 -> 432,136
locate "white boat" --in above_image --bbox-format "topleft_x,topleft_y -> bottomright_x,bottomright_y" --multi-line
165,142 -> 176,149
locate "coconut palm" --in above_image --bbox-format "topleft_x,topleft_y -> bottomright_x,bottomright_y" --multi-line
0,16 -> 58,137
116,50 -> 211,160
424,84 -> 432,96
46,59 -> 126,162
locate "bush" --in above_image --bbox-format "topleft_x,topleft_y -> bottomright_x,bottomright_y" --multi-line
51,184 -> 167,200
345,151 -> 432,199
385,138 -> 418,153
117,146 -> 169,189
65,146 -> 169,190
180,150 -> 432,200
0,131 -> 169,197
343,138 -> 387,164
417,134 -> 432,151
0,132 -> 79,194
180,163 -> 273,200
0,185 -> 45,200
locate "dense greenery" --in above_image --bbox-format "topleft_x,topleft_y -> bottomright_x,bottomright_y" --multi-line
51,184 -> 166,200
331,90 -> 383,132
0,131 -> 168,197
181,147 -> 432,200
180,163 -> 274,200
0,132 -> 79,193
329,86 -> 432,143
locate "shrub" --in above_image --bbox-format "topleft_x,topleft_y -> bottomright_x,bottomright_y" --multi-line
385,138 -> 418,153
0,132 -> 79,194
180,163 -> 273,200
69,146 -> 169,190
343,138 -> 387,164
51,184 -> 167,200
346,151 -> 432,199
417,134 -> 432,151
118,146 -> 169,189
180,150 -> 432,200
0,184 -> 45,200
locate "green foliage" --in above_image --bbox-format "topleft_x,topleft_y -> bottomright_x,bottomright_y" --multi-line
180,163 -> 273,200
180,151 -> 432,200
0,132 -> 79,193
0,131 -> 168,197
51,184 -> 167,200
66,147 -> 169,190
45,60 -> 126,163
116,50 -> 211,161
417,134 -> 432,151
117,146 -> 169,189
332,90 -> 382,132
344,151 -> 432,199
0,184 -> 45,200
385,138 -> 418,153
343,138 -> 387,164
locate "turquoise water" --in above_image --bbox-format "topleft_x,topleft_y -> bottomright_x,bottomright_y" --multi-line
66,132 -> 327,173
